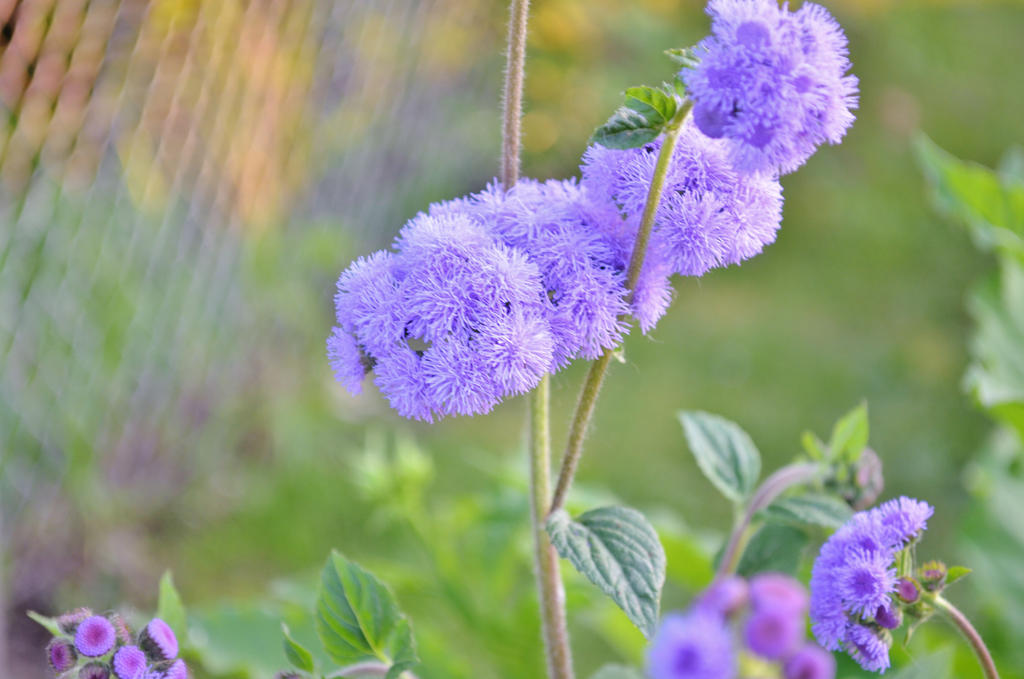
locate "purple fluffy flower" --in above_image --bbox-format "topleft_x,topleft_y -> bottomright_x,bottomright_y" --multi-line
330,209 -> 554,420
744,608 -> 803,660
683,0 -> 858,174
845,624 -> 891,673
749,572 -> 809,614
75,616 -> 116,657
58,607 -> 94,634
647,610 -> 736,679
810,497 -> 932,671
581,125 -> 784,288
163,659 -> 189,679
784,644 -> 836,679
48,638 -> 77,672
139,618 -> 178,661
696,575 -> 748,618
113,645 -> 148,679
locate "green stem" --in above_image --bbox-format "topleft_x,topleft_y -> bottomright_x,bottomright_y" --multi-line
932,596 -> 1000,679
549,102 -> 692,517
499,0 -> 574,676
529,376 -> 574,679
717,463 -> 822,577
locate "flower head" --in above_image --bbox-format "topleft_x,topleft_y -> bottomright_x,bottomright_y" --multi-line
745,608 -> 802,660
683,0 -> 858,174
784,644 -> 836,679
696,575 -> 748,617
75,616 -> 116,657
810,496 -> 933,670
647,610 -> 736,679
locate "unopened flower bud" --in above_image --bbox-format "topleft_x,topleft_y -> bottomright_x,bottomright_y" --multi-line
852,448 -> 884,510
874,604 -> 902,630
895,578 -> 919,603
918,560 -> 947,592
47,638 -> 77,673
164,659 -> 188,679
79,662 -> 111,679
58,608 -> 94,634
113,645 -> 147,679
139,618 -> 178,661
108,614 -> 133,645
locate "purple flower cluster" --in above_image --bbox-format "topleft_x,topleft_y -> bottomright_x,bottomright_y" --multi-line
648,573 -> 835,679
810,496 -> 934,672
44,611 -> 188,679
683,0 -> 858,174
327,0 -> 857,419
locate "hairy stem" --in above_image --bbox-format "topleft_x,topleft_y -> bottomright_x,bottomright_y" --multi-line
529,376 -> 575,679
499,0 -> 574,677
501,0 -> 530,188
717,463 -> 822,577
933,596 -> 1000,679
549,102 -> 692,517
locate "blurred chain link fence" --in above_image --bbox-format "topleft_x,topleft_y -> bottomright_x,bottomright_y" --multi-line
0,0 -> 503,672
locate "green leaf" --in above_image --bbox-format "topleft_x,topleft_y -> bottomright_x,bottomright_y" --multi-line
827,403 -> 868,463
679,411 -> 761,504
315,551 -> 418,675
888,647 -> 953,679
590,665 -> 647,679
281,623 -> 315,673
665,47 -> 698,69
762,493 -> 853,529
624,86 -> 676,126
736,523 -> 808,576
945,565 -> 972,586
800,431 -> 827,461
915,133 -> 1024,259
546,506 -> 666,639
26,611 -> 63,637
592,106 -> 662,150
157,571 -> 187,640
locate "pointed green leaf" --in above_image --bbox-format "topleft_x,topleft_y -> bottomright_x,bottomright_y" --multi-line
679,411 -> 761,504
665,47 -> 698,69
157,571 -> 187,640
315,551 -> 418,675
26,611 -> 63,637
828,403 -> 868,463
624,86 -> 676,126
282,623 -> 315,673
762,493 -> 853,529
546,506 -> 666,639
945,566 -> 972,586
590,665 -> 647,679
736,523 -> 808,576
800,431 -> 827,460
592,106 -> 662,150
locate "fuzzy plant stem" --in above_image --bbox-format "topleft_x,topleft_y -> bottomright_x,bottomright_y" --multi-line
716,462 -> 822,577
500,1 -> 574,677
932,596 -> 1000,679
548,101 -> 693,517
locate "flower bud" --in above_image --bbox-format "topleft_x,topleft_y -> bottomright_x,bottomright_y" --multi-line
112,645 -> 147,679
851,448 -> 884,510
139,618 -> 178,661
783,644 -> 836,679
108,614 -> 133,646
58,608 -> 94,635
697,575 -> 749,618
918,561 -> 947,592
874,604 -> 902,630
894,577 -> 919,603
164,659 -> 188,679
79,662 -> 111,679
47,638 -> 78,673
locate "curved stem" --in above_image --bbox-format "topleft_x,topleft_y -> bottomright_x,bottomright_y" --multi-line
549,102 -> 692,517
716,463 -> 822,577
499,1 -> 573,677
932,596 -> 1000,679
328,661 -> 419,678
